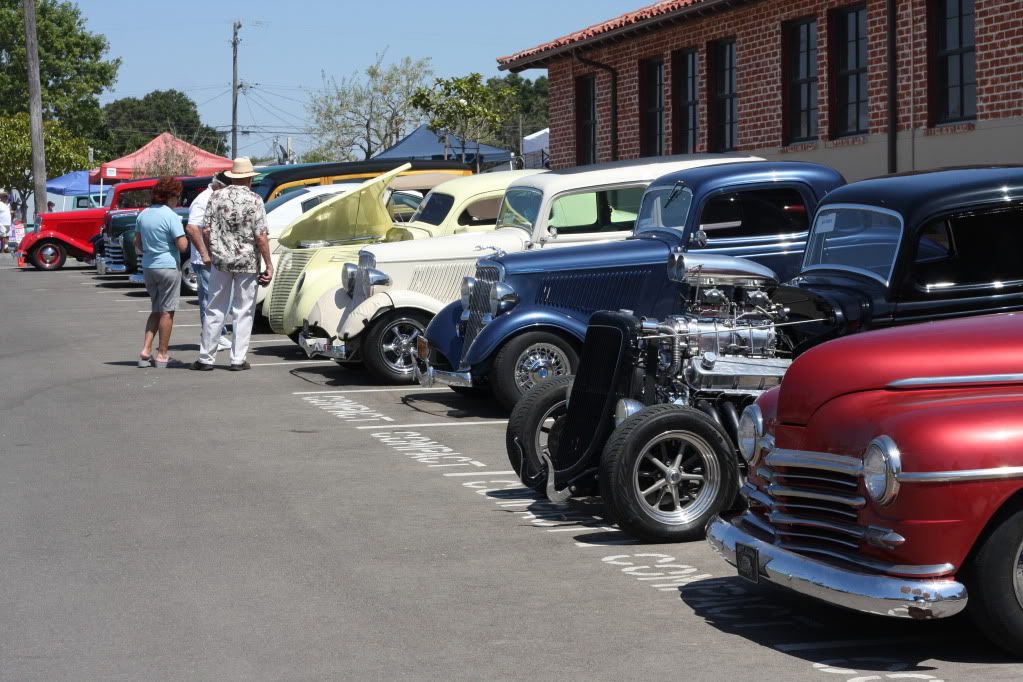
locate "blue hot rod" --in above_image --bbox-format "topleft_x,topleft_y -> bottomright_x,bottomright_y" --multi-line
416,161 -> 846,409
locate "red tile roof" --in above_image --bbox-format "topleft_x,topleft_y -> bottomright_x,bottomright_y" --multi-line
497,0 -> 719,71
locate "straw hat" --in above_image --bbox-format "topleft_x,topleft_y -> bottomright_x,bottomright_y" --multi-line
224,157 -> 258,179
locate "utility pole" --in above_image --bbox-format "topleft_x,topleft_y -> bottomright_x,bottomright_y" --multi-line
231,20 -> 241,158
23,0 -> 46,219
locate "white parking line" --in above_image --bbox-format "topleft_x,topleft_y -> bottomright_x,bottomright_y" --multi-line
248,339 -> 290,344
443,470 -> 515,477
356,421 -> 507,430
292,387 -> 439,395
774,637 -> 928,653
251,360 -> 337,367
138,309 -> 198,313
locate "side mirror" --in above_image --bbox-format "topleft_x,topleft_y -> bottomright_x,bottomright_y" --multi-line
547,226 -> 558,241
689,229 -> 708,248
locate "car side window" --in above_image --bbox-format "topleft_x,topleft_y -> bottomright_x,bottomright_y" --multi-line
456,196 -> 502,227
910,204 -> 1023,294
548,186 -> 645,234
698,187 -> 809,239
75,197 -> 91,208
116,189 -> 153,209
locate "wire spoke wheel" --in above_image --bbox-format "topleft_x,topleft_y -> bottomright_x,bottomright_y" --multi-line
1015,538 -> 1023,612
513,343 -> 570,394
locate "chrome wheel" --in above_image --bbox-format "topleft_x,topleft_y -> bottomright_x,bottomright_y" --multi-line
180,261 -> 198,294
379,319 -> 423,376
38,245 -> 60,265
514,343 -> 570,393
1014,538 -> 1023,611
631,430 -> 721,526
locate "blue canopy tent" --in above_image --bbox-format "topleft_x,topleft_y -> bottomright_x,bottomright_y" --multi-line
46,171 -> 105,196
375,125 -> 513,167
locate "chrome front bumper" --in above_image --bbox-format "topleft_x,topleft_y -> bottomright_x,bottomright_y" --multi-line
706,514 -> 968,620
413,357 -> 473,388
95,256 -> 127,275
298,330 -> 347,360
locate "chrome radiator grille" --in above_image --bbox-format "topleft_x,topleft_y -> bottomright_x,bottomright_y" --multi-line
103,234 -> 125,266
267,248 -> 315,332
458,264 -> 500,367
741,450 -> 882,570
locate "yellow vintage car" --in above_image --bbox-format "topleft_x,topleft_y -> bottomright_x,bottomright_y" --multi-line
252,159 -> 471,202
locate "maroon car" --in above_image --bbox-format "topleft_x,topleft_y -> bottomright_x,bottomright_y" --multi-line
708,312 -> 1023,656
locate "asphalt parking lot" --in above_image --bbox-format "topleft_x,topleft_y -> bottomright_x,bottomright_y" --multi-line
2,261 -> 1022,681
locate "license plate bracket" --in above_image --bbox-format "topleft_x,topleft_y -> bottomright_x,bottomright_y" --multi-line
735,542 -> 759,584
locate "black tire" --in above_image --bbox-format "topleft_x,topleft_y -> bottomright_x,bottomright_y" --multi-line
490,331 -> 578,411
599,404 -> 738,543
966,506 -> 1023,656
179,260 -> 198,295
363,310 -> 429,384
30,241 -> 67,271
506,375 -> 573,491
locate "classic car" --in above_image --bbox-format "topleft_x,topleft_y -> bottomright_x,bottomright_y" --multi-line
419,160 -> 843,409
263,167 -> 463,338
251,158 -> 471,202
297,169 -> 545,381
508,165 -> 1023,543
17,176 -> 205,271
707,311 -> 1023,656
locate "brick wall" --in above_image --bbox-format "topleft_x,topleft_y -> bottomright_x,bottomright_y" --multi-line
544,0 -> 1023,169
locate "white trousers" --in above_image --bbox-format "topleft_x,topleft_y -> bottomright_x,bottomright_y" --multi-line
199,268 -> 258,365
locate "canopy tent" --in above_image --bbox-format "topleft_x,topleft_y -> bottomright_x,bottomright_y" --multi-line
46,170 -> 105,196
89,132 -> 232,182
375,124 -> 512,165
521,128 -> 549,169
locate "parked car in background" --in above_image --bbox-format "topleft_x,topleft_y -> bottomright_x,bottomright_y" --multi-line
17,176 -> 206,271
297,169 -> 544,381
251,158 -> 471,201
708,312 -> 1023,656
264,165 -> 466,339
512,165 -> 1023,544
419,159 -> 842,409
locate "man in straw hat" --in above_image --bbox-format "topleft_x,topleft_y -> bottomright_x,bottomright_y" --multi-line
191,157 -> 273,371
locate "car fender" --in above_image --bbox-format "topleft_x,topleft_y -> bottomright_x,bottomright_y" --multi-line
285,268 -> 341,335
462,309 -> 586,368
299,285 -> 348,338
424,300 -> 464,368
20,229 -> 93,258
338,291 -> 392,340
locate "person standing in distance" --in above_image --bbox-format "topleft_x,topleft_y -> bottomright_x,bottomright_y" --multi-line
135,177 -> 188,367
184,171 -> 231,350
191,158 -> 273,371
0,190 -> 11,253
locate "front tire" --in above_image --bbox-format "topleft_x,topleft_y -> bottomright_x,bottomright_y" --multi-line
599,405 -> 738,543
506,376 -> 573,492
180,260 -> 198,295
363,311 -> 429,384
967,507 -> 1023,656
30,241 -> 67,270
490,331 -> 578,411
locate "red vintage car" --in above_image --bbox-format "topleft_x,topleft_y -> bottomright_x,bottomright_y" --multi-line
16,176 -> 207,271
707,312 -> 1023,656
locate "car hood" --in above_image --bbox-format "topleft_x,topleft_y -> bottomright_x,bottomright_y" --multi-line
278,163 -> 410,249
360,227 -> 529,266
495,235 -> 673,275
778,312 -> 1023,425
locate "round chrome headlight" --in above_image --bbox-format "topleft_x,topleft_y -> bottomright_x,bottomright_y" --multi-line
737,404 -> 764,464
341,263 -> 358,293
863,435 -> 901,505
460,276 -> 476,309
489,281 -> 518,316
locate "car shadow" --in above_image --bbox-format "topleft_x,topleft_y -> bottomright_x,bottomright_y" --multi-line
285,363 -> 396,389
401,391 -> 504,419
677,575 -> 1012,670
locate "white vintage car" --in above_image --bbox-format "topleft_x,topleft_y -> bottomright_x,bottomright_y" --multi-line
301,155 -> 761,383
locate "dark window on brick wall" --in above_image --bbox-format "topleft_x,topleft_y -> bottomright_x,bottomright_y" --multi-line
830,5 -> 868,137
930,0 -> 976,123
672,49 -> 699,153
576,75 -> 598,165
639,58 -> 666,156
708,39 -> 737,152
784,18 -> 818,143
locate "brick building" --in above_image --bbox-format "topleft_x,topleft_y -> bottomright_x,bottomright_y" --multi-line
498,0 -> 1022,180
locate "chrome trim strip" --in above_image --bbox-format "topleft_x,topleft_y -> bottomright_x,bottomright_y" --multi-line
767,484 -> 865,508
766,449 -> 863,476
707,515 -> 967,620
767,511 -> 865,538
888,373 -> 1023,389
776,542 -> 953,578
899,466 -> 1023,483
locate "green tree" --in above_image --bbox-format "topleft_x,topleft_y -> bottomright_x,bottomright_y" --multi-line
0,0 -> 119,147
103,89 -> 225,157
486,74 -> 548,153
411,73 -> 516,167
0,113 -> 88,219
307,53 -> 433,161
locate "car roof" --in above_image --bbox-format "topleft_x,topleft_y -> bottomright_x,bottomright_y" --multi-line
820,166 -> 1023,225
252,159 -> 471,187
426,169 -> 546,197
647,161 -> 846,199
507,154 -> 762,195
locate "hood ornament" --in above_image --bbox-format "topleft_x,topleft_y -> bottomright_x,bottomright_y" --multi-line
475,244 -> 507,258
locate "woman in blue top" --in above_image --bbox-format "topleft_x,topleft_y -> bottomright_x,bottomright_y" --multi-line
134,177 -> 188,367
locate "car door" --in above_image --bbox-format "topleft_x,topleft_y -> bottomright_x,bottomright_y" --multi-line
538,185 -> 646,248
451,192 -> 504,234
688,184 -> 813,282
894,203 -> 1023,323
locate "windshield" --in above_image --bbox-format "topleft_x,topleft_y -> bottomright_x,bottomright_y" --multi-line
803,206 -> 903,285
264,188 -> 309,214
409,192 -> 453,226
101,192 -> 113,207
496,188 -> 543,232
635,184 -> 695,235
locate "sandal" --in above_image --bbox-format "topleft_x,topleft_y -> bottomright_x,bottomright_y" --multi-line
153,356 -> 177,368
138,355 -> 154,368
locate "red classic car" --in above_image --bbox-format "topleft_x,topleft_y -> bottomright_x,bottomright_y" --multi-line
707,312 -> 1023,656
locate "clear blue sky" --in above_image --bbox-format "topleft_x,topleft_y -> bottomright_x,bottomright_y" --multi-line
78,0 -> 641,157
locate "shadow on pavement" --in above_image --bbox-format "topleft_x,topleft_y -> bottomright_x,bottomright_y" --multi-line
401,390 -> 504,419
